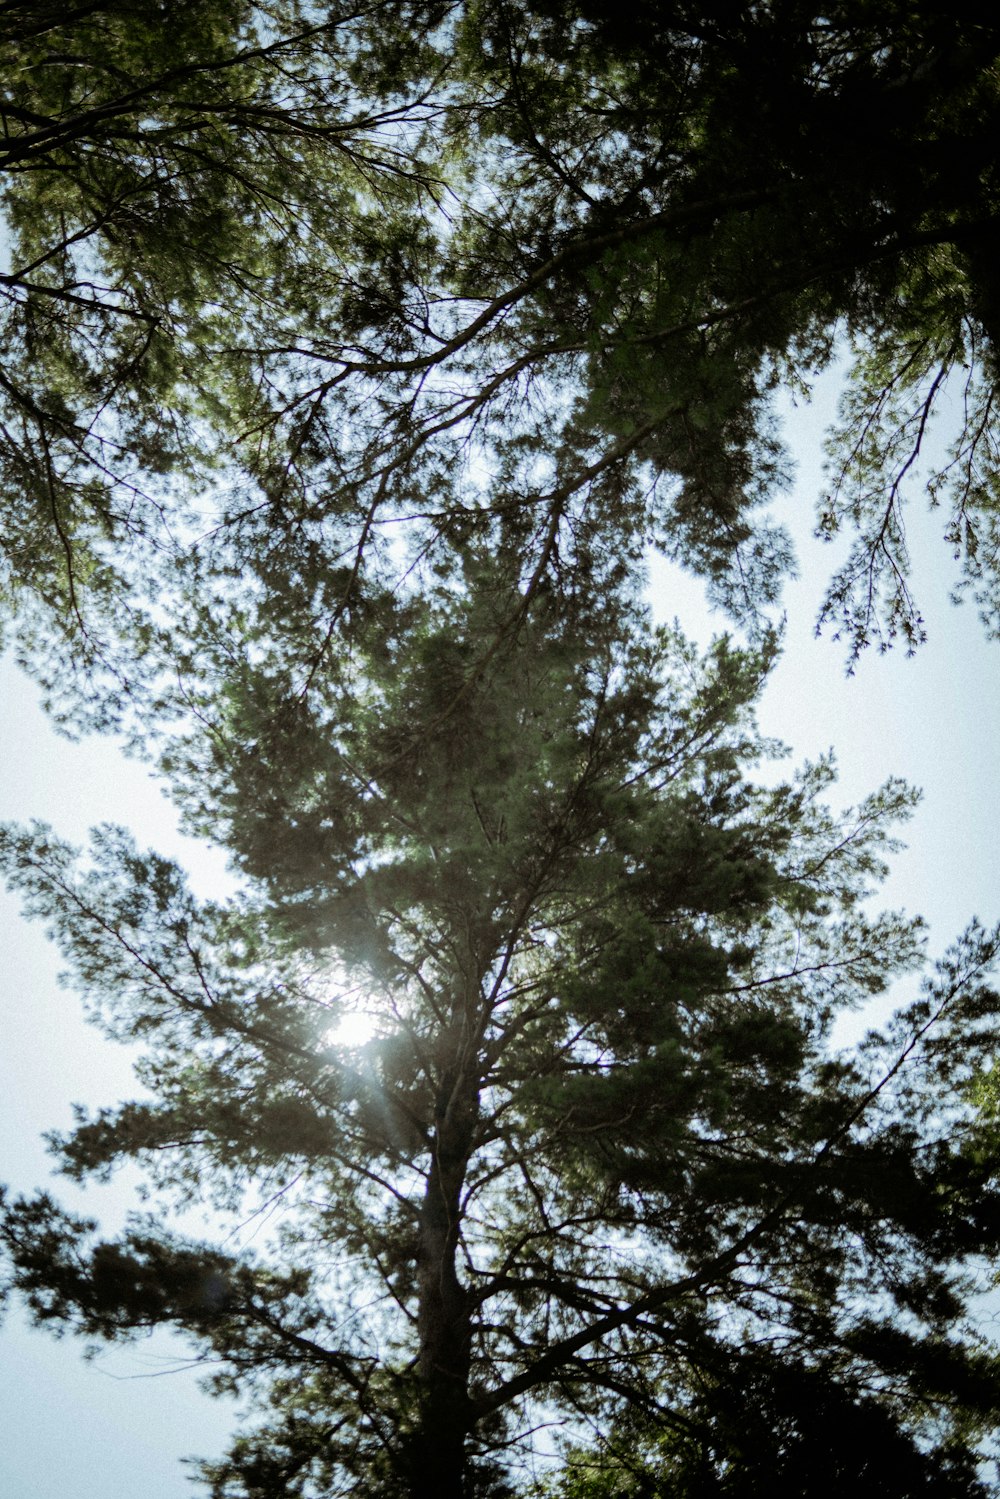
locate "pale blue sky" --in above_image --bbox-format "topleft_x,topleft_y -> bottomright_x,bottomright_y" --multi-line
0,669 -> 238,1498
1,372 -> 999,1494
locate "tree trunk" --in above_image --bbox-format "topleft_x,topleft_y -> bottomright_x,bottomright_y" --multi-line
409,1073 -> 477,1499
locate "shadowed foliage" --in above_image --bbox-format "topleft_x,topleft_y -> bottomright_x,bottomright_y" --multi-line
2,2 -> 1000,722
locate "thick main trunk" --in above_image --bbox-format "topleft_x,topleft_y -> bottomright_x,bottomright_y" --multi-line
408,1084 -> 476,1499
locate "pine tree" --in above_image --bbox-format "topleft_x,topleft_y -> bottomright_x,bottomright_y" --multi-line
2,529 -> 1000,1496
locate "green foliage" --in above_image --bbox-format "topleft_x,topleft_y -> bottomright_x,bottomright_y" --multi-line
2,1 -> 1000,727
0,0 -> 442,716
3,537 -> 1000,1493
543,1346 -> 994,1498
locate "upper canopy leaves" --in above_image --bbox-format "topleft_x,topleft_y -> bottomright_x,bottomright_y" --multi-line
1,2 -> 1000,724
0,0 -> 444,713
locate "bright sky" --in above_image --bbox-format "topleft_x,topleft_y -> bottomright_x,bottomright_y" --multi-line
1,372 -> 998,1495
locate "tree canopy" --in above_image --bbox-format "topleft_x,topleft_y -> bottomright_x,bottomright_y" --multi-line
2,0 -> 1000,716
3,6 -> 1000,1499
0,0 -> 439,703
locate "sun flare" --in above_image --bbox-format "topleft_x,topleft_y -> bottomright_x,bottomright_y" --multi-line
326,1006 -> 381,1048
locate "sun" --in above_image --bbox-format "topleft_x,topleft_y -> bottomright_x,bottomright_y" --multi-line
327,1006 -> 381,1047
